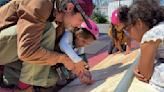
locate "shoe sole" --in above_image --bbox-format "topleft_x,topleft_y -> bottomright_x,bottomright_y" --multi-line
0,84 -> 15,88
0,78 -> 15,88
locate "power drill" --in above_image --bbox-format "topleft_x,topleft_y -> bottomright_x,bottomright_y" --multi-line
54,54 -> 89,81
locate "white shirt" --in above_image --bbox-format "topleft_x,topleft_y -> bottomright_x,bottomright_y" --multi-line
141,21 -> 164,60
59,29 -> 84,63
141,21 -> 164,91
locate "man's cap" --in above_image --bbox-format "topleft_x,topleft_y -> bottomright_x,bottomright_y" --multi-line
71,0 -> 93,29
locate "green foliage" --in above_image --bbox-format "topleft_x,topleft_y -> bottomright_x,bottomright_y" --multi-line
94,3 -> 96,9
91,12 -> 108,23
93,3 -> 99,10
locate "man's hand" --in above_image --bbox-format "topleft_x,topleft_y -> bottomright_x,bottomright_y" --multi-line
74,61 -> 89,74
59,54 -> 75,70
133,65 -> 148,83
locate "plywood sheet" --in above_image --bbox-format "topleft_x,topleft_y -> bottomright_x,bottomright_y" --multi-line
60,49 -> 154,92
128,77 -> 158,92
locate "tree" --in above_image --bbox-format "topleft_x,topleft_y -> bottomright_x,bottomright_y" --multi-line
93,3 -> 99,10
91,12 -> 107,23
91,3 -> 107,24
94,3 -> 96,9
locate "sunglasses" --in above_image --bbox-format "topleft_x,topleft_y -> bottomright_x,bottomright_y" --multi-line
122,24 -> 131,35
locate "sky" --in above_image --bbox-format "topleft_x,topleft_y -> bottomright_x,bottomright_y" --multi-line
161,0 -> 164,5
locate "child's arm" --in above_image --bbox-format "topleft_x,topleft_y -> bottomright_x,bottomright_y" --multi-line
59,31 -> 82,63
114,40 -> 123,55
115,40 -> 122,51
124,35 -> 132,55
133,56 -> 149,83
139,40 -> 162,80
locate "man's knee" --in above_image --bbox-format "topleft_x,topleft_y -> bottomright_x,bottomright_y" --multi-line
3,66 -> 20,85
45,67 -> 58,87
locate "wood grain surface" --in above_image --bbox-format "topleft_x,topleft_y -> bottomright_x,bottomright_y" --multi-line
59,49 -> 158,92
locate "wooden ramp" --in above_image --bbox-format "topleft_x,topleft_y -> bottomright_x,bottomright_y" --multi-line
59,49 -> 158,92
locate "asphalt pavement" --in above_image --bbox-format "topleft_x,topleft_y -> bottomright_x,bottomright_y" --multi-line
97,24 -> 110,38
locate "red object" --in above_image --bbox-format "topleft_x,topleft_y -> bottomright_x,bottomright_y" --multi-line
76,0 -> 93,17
75,0 -> 93,29
0,65 -> 4,71
17,81 -> 30,90
100,7 -> 108,9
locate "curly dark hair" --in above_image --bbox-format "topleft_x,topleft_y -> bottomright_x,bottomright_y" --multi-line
118,0 -> 164,28
69,27 -> 95,40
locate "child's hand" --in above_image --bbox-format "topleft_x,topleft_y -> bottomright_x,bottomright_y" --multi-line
124,50 -> 132,55
133,65 -> 148,83
75,61 -> 89,74
113,50 -> 122,56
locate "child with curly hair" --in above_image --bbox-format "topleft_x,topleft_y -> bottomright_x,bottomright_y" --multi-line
118,0 -> 164,91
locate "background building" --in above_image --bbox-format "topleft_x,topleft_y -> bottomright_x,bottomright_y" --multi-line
1,0 -> 164,23
107,0 -> 133,22
94,0 -> 134,23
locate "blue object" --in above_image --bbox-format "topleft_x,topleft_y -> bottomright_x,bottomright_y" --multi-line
114,53 -> 141,92
0,0 -> 11,7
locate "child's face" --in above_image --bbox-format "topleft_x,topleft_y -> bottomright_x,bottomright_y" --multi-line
75,34 -> 94,48
113,23 -> 124,32
123,19 -> 150,42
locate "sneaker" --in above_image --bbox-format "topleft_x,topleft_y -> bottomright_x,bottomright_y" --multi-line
13,85 -> 54,92
0,69 -> 15,88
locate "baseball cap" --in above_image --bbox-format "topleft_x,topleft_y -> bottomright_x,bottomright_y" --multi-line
71,0 -> 93,29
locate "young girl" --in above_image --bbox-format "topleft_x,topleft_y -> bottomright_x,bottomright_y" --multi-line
54,19 -> 99,85
118,0 -> 164,91
108,10 -> 132,55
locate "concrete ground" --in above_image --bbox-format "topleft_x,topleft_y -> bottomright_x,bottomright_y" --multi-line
97,24 -> 110,38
